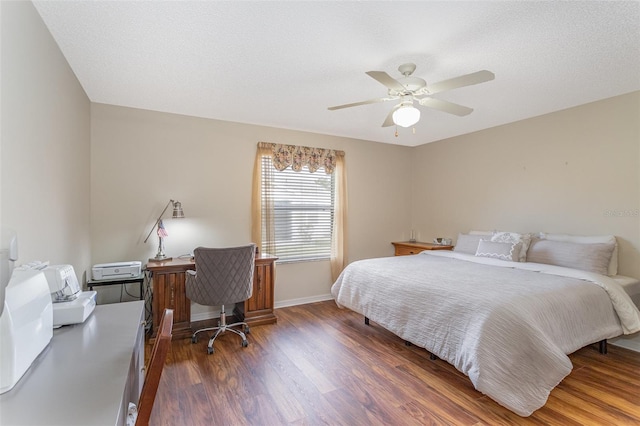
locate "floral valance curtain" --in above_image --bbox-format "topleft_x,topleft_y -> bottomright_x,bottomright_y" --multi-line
257,142 -> 345,174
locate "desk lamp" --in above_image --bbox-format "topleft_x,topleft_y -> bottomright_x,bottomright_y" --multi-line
144,199 -> 185,262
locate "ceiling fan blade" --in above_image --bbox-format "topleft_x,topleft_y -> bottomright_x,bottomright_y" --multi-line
366,71 -> 407,92
328,97 -> 392,111
382,105 -> 401,127
427,70 -> 495,95
382,110 -> 395,127
418,97 -> 474,116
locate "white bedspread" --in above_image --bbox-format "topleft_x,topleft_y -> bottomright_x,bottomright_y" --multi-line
330,251 -> 640,416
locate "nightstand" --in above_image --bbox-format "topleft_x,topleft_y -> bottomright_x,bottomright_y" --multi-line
392,241 -> 454,256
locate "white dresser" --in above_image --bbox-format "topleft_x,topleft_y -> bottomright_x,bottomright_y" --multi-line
0,300 -> 145,425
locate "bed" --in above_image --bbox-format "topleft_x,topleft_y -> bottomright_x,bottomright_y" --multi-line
330,232 -> 640,416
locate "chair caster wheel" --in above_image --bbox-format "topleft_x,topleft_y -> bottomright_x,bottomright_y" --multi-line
242,340 -> 249,348
207,346 -> 214,355
244,325 -> 250,334
191,336 -> 198,344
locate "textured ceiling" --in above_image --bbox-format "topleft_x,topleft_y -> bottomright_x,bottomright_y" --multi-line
33,1 -> 640,147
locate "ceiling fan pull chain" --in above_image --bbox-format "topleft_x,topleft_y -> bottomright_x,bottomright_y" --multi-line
395,126 -> 398,138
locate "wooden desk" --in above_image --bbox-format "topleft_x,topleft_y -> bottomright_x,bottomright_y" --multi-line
235,253 -> 278,326
146,258 -> 194,340
146,253 -> 278,339
0,301 -> 145,426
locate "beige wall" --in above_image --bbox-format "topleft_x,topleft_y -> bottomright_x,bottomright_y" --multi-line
411,92 -> 640,278
90,104 -> 413,311
5,0 -> 638,328
1,2 -> 91,280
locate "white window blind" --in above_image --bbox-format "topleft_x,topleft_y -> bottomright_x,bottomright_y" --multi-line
261,156 -> 335,262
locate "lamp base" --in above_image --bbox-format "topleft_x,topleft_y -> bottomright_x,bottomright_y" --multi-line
148,256 -> 173,263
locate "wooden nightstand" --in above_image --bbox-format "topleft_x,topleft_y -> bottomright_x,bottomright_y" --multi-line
392,241 -> 454,256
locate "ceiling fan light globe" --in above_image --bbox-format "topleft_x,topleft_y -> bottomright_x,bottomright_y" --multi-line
393,106 -> 420,127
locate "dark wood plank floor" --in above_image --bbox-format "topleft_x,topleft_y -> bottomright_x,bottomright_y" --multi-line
149,300 -> 640,425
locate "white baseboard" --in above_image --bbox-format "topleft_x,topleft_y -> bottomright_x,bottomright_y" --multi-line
189,294 -> 335,322
275,293 -> 334,309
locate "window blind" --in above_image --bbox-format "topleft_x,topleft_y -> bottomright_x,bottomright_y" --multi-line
261,156 -> 335,262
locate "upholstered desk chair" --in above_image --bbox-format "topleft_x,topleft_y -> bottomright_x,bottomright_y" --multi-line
135,308 -> 173,426
185,244 -> 256,354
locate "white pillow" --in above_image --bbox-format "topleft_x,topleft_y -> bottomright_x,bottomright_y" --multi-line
490,231 -> 532,262
475,240 -> 522,262
539,233 -> 618,275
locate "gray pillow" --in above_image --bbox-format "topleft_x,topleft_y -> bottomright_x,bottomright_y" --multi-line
526,238 -> 615,275
454,233 -> 486,255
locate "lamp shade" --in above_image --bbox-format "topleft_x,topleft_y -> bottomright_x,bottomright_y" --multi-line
172,201 -> 184,218
392,105 -> 420,128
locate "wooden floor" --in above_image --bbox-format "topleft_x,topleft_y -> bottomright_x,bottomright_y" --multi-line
149,300 -> 640,425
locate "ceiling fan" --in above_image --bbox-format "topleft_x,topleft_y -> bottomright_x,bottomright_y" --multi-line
328,63 -> 495,128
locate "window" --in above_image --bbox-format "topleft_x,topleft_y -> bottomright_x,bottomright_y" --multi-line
261,156 -> 334,262
252,142 -> 346,280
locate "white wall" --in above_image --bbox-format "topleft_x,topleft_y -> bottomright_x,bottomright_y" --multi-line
411,92 -> 640,278
90,103 -> 413,311
1,2 -> 91,281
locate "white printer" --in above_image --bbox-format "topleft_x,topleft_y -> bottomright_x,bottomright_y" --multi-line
92,261 -> 142,280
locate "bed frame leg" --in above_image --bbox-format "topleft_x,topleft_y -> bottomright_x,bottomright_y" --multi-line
598,339 -> 607,354
364,316 -> 369,325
